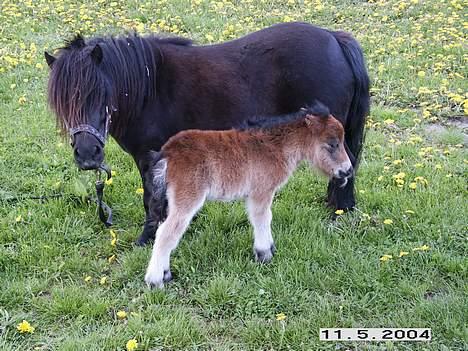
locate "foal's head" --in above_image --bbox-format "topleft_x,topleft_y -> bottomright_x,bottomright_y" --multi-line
303,105 -> 353,185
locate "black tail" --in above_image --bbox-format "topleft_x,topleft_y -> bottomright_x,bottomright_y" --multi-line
331,31 -> 370,168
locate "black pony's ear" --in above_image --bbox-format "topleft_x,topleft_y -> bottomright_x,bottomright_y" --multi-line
44,51 -> 56,68
90,44 -> 103,64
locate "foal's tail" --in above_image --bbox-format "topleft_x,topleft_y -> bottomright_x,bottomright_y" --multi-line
331,31 -> 370,168
146,150 -> 168,217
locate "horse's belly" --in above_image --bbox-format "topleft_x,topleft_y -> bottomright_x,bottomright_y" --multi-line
206,178 -> 251,202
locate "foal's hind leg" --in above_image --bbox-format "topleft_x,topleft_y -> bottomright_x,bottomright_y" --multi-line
144,190 -> 205,288
246,193 -> 275,263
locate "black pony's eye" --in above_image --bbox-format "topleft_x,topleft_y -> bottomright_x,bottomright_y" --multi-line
327,142 -> 339,150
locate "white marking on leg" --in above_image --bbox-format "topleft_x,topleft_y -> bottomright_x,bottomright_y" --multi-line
246,194 -> 274,260
145,188 -> 206,288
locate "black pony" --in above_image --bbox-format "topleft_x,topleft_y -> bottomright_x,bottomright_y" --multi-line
45,22 -> 369,245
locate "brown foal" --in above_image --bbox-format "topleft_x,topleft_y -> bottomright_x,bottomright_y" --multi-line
144,103 -> 353,288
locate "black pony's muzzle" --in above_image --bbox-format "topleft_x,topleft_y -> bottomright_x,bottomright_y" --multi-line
72,132 -> 105,170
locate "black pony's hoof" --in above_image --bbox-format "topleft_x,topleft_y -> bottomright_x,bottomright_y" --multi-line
135,233 -> 153,247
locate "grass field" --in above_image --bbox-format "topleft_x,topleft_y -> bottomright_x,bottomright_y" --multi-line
0,0 -> 467,350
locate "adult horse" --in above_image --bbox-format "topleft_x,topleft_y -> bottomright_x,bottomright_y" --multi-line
45,22 -> 369,245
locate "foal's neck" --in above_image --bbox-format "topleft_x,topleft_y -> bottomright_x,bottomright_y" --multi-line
263,121 -> 310,172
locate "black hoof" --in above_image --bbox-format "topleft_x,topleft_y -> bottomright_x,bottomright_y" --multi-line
163,270 -> 173,283
135,236 -> 150,246
135,231 -> 155,246
255,244 -> 276,264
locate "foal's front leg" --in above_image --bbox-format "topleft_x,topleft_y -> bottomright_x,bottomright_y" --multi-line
246,194 -> 275,263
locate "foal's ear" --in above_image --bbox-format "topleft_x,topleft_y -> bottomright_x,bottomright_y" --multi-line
305,115 -> 325,130
44,51 -> 56,68
90,44 -> 103,64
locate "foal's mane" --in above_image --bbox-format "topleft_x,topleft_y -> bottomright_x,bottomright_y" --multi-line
237,102 -> 330,131
47,33 -> 192,136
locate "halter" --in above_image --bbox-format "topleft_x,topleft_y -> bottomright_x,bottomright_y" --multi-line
68,105 -> 112,145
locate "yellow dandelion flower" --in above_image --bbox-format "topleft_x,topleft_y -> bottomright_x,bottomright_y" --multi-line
409,182 -> 417,189
110,229 -> 117,239
111,170 -> 117,177
392,159 -> 403,165
100,276 -> 107,285
379,254 -> 393,262
335,209 -> 344,215
126,338 -> 138,351
413,245 -> 430,251
398,251 -> 409,257
17,320 -> 35,334
15,215 -> 22,222
84,276 -> 92,283
276,312 -> 286,321
383,219 -> 393,225
135,188 -> 144,195
105,178 -> 113,185
414,176 -> 428,185
117,310 -> 127,319
417,71 -> 426,77
205,34 -> 214,42
18,96 -> 27,104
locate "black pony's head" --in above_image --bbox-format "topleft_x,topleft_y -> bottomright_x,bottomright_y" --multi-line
45,33 -> 159,170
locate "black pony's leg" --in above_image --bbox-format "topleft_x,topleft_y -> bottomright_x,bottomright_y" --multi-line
135,156 -> 166,246
327,142 -> 357,212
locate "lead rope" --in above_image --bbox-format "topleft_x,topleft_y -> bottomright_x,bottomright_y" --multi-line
67,106 -> 114,227
95,164 -> 113,227
95,107 -> 113,227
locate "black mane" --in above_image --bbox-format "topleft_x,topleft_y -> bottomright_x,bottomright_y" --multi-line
237,101 -> 330,131
48,33 -> 192,136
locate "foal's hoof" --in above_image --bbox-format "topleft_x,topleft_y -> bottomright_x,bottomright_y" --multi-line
163,269 -> 173,283
144,269 -> 172,289
255,244 -> 276,264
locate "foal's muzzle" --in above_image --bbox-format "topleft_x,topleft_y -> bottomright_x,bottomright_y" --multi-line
334,166 -> 354,188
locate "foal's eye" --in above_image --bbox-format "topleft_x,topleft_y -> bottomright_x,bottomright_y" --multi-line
327,142 -> 339,151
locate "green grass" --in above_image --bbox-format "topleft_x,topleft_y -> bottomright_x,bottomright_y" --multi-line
0,0 -> 467,350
